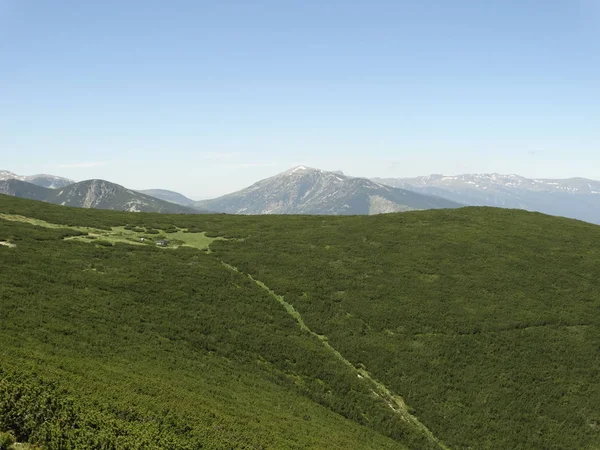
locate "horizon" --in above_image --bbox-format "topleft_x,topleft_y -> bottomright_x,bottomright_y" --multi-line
3,165 -> 600,201
2,1 -> 599,198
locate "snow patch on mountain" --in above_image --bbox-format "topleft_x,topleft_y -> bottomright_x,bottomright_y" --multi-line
0,170 -> 75,189
373,173 -> 600,224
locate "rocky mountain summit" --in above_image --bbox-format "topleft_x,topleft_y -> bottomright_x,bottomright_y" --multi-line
195,166 -> 459,215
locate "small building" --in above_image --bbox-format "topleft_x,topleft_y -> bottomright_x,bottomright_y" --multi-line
156,239 -> 168,247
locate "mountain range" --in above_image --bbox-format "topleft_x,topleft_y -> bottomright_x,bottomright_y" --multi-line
0,170 -> 75,189
136,189 -> 196,206
3,168 -> 600,223
194,166 -> 459,214
0,178 -> 202,214
373,173 -> 600,224
0,168 -> 459,216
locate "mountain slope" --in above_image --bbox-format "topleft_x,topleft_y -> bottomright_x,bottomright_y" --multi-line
0,170 -> 75,189
204,207 -> 600,450
50,179 -> 203,213
0,196 -> 433,450
2,196 -> 600,449
0,179 -> 206,213
137,188 -> 195,206
3,196 -> 600,448
374,173 -> 600,224
195,166 -> 460,215
0,179 -> 50,202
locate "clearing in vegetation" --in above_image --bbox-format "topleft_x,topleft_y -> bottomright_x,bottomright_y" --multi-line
0,212 -> 220,250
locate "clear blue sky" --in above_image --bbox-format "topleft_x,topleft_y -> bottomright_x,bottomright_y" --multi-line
1,0 -> 599,198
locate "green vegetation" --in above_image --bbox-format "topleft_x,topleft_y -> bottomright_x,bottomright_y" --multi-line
0,197 -> 420,449
0,214 -> 219,250
0,431 -> 15,450
1,194 -> 600,449
207,208 -> 600,450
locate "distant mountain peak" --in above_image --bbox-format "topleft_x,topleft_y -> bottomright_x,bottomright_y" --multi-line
0,170 -> 75,189
195,166 -> 459,215
283,165 -> 321,175
373,173 -> 600,224
281,166 -> 347,177
136,188 -> 195,206
0,178 -> 206,214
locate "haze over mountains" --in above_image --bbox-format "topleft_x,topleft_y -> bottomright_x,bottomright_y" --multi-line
374,174 -> 600,224
3,168 -> 600,223
0,167 -> 459,216
136,189 -> 196,206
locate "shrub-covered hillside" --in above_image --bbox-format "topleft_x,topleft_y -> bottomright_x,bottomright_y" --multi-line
1,194 -> 600,449
207,208 -> 600,450
0,196 -> 435,450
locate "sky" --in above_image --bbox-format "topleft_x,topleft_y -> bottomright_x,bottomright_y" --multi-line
1,0 -> 599,199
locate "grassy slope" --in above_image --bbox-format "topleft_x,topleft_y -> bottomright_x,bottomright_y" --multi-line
205,208 -> 600,449
0,214 -> 218,249
2,195 -> 600,449
0,198 -> 420,449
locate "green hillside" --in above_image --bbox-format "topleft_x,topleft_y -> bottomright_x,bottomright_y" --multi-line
1,194 -> 600,449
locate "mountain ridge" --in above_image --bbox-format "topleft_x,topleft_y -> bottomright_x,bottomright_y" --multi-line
0,170 -> 75,189
6,168 -> 600,221
195,166 -> 460,214
136,188 -> 196,206
374,173 -> 600,224
0,178 -> 205,214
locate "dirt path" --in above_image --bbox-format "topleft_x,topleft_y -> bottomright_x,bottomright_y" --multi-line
219,260 -> 450,450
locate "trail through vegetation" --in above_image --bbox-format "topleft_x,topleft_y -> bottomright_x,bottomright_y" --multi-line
204,207 -> 600,449
0,201 -> 423,449
3,195 -> 600,449
220,260 -> 449,450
